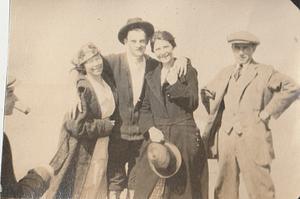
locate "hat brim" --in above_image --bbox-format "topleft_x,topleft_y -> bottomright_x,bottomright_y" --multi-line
228,40 -> 260,45
148,142 -> 182,179
118,21 -> 154,44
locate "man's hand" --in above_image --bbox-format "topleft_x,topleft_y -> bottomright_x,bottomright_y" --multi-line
174,57 -> 188,77
259,110 -> 271,123
67,73 -> 83,119
67,87 -> 83,120
201,88 -> 215,100
148,127 -> 164,142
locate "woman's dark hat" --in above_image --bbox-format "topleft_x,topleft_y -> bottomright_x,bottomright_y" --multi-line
147,142 -> 182,178
118,17 -> 154,44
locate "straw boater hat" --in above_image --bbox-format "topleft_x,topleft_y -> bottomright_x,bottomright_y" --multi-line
147,142 -> 182,178
118,17 -> 154,44
72,42 -> 101,66
227,31 -> 260,45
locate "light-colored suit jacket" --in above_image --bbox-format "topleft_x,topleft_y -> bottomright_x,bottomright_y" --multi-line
201,60 -> 300,165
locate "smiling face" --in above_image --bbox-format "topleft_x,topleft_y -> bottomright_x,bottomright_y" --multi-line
232,43 -> 256,65
153,39 -> 174,64
84,54 -> 103,76
124,29 -> 147,58
5,86 -> 18,115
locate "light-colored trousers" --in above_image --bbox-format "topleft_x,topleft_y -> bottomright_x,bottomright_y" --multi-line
214,130 -> 275,199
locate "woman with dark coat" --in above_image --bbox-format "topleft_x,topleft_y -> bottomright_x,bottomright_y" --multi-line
133,31 -> 208,199
47,43 -> 117,199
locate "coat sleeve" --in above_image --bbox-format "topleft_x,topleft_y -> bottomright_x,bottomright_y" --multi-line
139,83 -> 155,135
165,64 -> 199,112
200,67 -> 228,114
6,169 -> 50,198
263,70 -> 300,119
104,54 -> 117,71
80,118 -> 114,139
64,83 -> 114,139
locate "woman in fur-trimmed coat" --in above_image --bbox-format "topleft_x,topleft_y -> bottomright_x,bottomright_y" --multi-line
47,43 -> 118,199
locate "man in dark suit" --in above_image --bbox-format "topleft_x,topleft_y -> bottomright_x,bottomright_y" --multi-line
1,76 -> 53,198
201,31 -> 300,199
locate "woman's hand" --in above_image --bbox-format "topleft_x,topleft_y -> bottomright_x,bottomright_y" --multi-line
148,127 -> 164,142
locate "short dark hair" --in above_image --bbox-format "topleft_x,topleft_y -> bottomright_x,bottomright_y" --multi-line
150,31 -> 176,52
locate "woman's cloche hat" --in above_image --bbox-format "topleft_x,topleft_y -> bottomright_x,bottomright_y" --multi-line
72,42 -> 101,66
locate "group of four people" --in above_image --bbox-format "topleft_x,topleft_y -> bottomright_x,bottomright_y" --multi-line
1,17 -> 299,199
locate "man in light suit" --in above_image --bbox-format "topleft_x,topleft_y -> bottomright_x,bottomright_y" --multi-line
201,31 -> 300,199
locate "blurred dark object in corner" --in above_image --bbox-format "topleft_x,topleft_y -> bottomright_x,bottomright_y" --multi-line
290,0 -> 300,9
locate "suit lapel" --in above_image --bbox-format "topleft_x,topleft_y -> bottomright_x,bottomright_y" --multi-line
210,65 -> 235,114
145,64 -> 167,109
120,53 -> 135,107
237,61 -> 258,102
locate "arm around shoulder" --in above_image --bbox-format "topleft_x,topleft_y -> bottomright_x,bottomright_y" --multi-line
165,64 -> 199,111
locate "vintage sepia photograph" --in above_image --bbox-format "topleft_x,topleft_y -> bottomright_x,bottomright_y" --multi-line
1,0 -> 300,198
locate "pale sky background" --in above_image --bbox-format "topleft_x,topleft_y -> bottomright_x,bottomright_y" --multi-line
1,0 -> 300,198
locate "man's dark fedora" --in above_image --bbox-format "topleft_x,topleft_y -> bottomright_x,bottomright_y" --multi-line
147,142 -> 182,178
118,17 -> 154,44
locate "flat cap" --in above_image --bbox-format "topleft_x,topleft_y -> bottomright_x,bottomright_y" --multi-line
227,31 -> 260,45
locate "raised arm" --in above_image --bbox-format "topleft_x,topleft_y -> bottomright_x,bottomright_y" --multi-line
64,83 -> 114,139
165,64 -> 199,112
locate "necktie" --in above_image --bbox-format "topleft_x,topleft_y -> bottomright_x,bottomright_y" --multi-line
234,64 -> 243,81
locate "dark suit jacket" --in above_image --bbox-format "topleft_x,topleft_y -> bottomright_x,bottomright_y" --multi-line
105,53 -> 159,140
139,62 -> 199,134
134,63 -> 203,199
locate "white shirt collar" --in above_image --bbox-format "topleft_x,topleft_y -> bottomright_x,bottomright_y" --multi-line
126,53 -> 145,67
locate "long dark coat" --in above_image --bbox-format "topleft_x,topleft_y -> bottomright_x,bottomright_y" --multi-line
134,63 -> 208,199
47,61 -> 117,199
